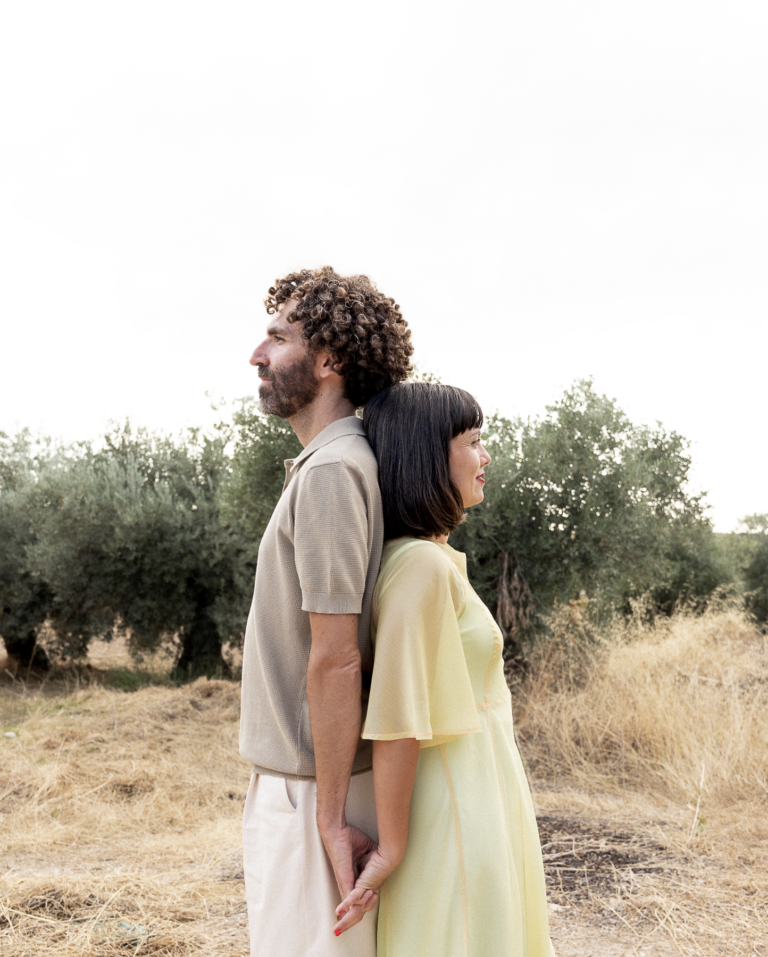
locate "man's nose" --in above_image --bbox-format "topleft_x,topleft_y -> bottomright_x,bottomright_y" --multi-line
250,343 -> 268,367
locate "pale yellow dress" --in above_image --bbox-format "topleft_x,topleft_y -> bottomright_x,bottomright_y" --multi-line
362,537 -> 555,957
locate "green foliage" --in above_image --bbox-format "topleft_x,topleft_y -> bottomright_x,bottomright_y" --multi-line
100,667 -> 173,691
23,423 -> 251,675
740,513 -> 768,534
0,404 -> 306,674
650,523 -> 735,614
712,516 -> 768,624
744,542 -> 768,622
408,365 -> 442,384
452,380 -> 715,651
714,531 -> 760,581
0,430 -> 58,668
740,515 -> 768,622
222,399 -> 302,559
2,382 -> 763,675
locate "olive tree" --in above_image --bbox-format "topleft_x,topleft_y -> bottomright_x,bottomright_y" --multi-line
27,423 -> 250,675
0,431 -> 55,670
452,380 -> 715,655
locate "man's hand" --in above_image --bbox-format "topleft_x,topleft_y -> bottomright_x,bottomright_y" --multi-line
317,819 -> 377,902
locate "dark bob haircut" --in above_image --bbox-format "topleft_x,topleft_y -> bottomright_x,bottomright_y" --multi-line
363,382 -> 483,540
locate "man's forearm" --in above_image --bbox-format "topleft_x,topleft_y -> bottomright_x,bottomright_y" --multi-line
307,612 -> 362,830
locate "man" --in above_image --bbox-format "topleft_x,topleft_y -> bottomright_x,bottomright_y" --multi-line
239,266 -> 413,956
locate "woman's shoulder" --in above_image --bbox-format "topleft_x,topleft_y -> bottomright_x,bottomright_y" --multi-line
381,536 -> 454,572
377,537 -> 465,608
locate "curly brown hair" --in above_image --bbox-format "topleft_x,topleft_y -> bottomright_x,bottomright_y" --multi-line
265,266 -> 413,408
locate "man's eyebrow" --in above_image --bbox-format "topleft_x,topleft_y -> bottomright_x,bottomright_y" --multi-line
266,324 -> 294,338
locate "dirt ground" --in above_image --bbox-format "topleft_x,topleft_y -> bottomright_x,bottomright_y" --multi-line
1,640 -> 766,956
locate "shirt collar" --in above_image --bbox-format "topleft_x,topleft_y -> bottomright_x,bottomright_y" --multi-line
285,415 -> 365,472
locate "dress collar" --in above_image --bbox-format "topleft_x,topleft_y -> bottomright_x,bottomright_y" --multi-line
435,541 -> 468,576
383,536 -> 469,577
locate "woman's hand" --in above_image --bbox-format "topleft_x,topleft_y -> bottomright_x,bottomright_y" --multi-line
332,844 -> 403,936
332,737 -> 420,937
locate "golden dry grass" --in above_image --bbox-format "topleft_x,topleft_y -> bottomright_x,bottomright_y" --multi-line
1,604 -> 767,955
1,675 -> 251,955
516,601 -> 768,955
518,600 -> 768,815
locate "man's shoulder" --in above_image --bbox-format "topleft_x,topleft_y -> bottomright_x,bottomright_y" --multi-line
303,428 -> 377,476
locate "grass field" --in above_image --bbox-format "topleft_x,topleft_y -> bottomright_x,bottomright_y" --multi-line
1,604 -> 767,956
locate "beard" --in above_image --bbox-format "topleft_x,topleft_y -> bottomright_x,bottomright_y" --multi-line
257,352 -> 320,418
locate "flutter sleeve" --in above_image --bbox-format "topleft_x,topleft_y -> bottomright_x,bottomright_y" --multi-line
362,540 -> 482,749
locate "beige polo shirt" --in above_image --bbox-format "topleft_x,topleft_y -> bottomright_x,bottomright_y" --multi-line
239,416 -> 384,780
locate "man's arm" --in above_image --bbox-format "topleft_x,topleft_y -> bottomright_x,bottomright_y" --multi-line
307,611 -> 375,901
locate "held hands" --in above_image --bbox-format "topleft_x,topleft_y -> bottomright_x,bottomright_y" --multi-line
318,820 -> 377,910
329,738 -> 419,936
332,844 -> 403,937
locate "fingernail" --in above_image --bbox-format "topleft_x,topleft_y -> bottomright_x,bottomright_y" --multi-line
334,929 -> 341,937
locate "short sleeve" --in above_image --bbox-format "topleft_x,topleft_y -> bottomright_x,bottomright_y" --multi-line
362,541 -> 482,748
294,462 -> 369,614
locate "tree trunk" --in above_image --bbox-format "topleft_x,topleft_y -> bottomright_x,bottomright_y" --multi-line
495,551 -> 537,681
2,628 -> 51,672
173,599 -> 231,680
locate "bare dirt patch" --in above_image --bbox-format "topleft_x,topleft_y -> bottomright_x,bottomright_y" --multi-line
532,788 -> 768,956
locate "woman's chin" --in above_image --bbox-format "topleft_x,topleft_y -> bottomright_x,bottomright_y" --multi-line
464,491 -> 484,509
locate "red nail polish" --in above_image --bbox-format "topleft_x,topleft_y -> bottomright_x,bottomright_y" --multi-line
334,929 -> 341,937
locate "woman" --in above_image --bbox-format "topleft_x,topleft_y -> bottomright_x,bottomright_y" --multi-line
334,382 -> 555,957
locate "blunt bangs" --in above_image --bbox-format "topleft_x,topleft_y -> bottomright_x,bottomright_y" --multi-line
363,382 -> 484,540
446,387 -> 483,439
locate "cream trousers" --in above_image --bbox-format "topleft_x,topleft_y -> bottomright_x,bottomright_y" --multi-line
242,770 -> 379,957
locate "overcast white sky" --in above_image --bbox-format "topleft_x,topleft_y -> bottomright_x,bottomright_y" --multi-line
1,1 -> 766,531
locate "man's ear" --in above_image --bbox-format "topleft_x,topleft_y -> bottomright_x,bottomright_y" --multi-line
316,350 -> 343,381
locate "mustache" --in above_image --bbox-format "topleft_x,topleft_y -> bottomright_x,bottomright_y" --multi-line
256,364 -> 272,380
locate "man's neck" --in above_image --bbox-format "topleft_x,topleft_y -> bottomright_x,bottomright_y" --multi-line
289,388 -> 357,448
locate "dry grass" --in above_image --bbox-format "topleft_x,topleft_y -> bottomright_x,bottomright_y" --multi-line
517,599 -> 768,813
2,603 -> 767,955
0,674 -> 250,955
516,601 -> 768,955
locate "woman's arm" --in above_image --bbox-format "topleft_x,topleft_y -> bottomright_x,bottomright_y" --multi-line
372,737 -> 421,862
332,737 -> 420,936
